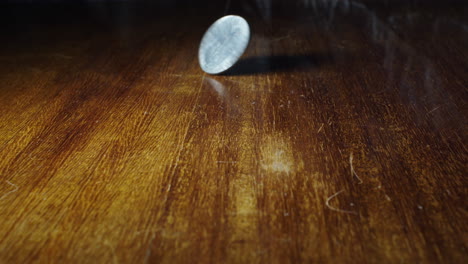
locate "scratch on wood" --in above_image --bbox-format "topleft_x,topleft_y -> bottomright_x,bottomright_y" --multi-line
317,123 -> 324,133
271,35 -> 291,42
426,105 -> 442,115
0,181 -> 19,201
325,190 -> 358,215
350,152 -> 363,184
52,53 -> 73,59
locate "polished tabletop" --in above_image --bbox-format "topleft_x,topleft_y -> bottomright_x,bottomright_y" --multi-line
0,0 -> 466,263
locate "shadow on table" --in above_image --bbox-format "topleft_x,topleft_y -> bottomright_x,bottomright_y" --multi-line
221,54 -> 332,76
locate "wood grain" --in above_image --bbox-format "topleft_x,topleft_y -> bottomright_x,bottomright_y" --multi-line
0,1 -> 466,263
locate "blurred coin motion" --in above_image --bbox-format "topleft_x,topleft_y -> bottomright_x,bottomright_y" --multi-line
198,15 -> 250,75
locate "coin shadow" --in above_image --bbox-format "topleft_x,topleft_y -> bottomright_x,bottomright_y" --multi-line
220,54 -> 332,76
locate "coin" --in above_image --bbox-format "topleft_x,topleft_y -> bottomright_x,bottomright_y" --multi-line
198,15 -> 250,74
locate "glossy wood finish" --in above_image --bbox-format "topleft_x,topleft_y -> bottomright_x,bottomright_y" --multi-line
0,1 -> 467,263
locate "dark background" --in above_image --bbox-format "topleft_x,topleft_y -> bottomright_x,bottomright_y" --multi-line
1,0 -> 466,35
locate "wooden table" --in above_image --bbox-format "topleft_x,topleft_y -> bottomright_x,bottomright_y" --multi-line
0,1 -> 466,263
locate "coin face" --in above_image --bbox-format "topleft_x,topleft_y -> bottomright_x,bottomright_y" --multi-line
198,15 -> 250,74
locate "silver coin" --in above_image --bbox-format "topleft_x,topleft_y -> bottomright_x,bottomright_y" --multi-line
198,15 -> 250,74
